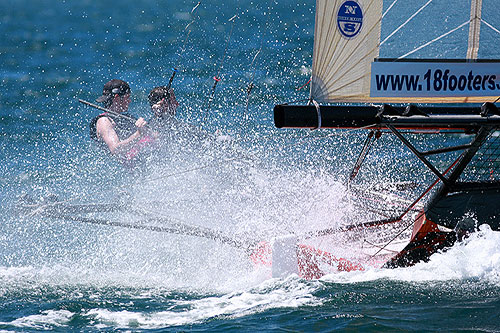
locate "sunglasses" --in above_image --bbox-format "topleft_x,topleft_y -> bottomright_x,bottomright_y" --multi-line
111,87 -> 131,96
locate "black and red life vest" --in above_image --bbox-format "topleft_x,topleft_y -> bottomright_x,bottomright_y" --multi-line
89,112 -> 156,164
89,112 -> 138,146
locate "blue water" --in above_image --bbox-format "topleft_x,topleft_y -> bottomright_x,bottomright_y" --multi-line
2,0 -> 500,331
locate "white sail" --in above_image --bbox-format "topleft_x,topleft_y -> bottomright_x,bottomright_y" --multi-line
310,0 -> 499,104
311,0 -> 382,103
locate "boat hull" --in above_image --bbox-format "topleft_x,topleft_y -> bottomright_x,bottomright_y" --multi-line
384,213 -> 457,268
426,188 -> 500,232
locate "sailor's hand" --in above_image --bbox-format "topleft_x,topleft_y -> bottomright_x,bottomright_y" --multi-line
152,103 -> 161,112
152,99 -> 166,117
135,117 -> 147,134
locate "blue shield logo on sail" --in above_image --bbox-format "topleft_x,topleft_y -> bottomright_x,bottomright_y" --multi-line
337,0 -> 363,39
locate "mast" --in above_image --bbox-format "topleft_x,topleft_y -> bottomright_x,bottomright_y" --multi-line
466,0 -> 482,60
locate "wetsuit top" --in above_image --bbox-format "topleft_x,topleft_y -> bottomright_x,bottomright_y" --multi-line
89,112 -> 137,148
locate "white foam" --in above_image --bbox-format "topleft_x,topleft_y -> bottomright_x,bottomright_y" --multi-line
0,310 -> 73,330
322,225 -> 500,285
84,276 -> 321,329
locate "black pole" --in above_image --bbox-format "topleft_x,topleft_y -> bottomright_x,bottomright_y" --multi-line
78,99 -> 152,130
78,99 -> 136,122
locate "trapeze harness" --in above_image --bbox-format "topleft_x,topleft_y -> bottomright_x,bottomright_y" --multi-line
89,112 -> 155,163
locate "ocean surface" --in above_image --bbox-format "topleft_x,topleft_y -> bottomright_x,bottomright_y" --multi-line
2,0 -> 500,331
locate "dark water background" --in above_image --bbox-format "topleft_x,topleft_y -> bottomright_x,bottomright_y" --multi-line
2,0 -> 500,331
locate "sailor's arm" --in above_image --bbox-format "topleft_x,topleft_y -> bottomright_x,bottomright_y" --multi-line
96,117 -> 147,155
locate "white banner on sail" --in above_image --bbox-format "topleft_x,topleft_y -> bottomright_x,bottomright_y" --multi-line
370,62 -> 500,98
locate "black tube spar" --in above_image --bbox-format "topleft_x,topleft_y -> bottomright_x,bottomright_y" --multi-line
274,104 -> 500,130
274,104 -> 381,129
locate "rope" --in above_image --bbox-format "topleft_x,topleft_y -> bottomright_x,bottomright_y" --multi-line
311,99 -> 321,130
296,78 -> 311,91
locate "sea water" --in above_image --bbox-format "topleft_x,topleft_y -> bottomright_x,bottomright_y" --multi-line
1,0 -> 500,331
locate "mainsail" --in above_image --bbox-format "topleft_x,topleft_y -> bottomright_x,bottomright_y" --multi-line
310,0 -> 499,104
311,0 -> 382,102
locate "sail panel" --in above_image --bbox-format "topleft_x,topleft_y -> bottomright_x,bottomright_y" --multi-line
311,0 -> 383,103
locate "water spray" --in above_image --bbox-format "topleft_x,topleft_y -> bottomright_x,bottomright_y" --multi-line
242,0 -> 273,131
167,1 -> 202,90
204,13 -> 239,123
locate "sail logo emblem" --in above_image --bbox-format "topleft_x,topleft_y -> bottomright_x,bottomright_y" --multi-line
337,0 -> 363,39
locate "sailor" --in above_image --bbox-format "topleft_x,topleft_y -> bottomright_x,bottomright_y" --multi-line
148,86 -> 179,126
147,86 -> 214,146
89,79 -> 148,158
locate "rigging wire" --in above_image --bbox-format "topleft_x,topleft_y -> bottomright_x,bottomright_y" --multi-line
242,0 -> 273,131
80,101 -> 374,191
399,20 -> 470,59
380,0 -> 433,46
136,155 -> 251,185
167,1 -> 202,89
367,155 -> 462,258
304,147 -> 463,242
127,122 -> 379,186
382,0 -> 399,19
242,49 -> 261,129
481,19 -> 500,35
348,130 -> 380,184
204,13 -> 239,123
